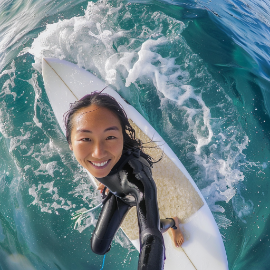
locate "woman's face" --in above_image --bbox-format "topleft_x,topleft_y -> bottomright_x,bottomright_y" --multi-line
69,105 -> 124,178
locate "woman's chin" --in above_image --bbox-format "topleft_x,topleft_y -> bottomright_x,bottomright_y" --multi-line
86,161 -> 112,178
92,170 -> 110,178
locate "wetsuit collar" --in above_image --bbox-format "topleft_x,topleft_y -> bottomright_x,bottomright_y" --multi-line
108,148 -> 140,176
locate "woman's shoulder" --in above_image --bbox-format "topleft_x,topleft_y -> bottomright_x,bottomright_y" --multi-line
125,148 -> 152,171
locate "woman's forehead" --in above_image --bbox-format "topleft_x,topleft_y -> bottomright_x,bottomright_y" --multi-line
72,105 -> 122,130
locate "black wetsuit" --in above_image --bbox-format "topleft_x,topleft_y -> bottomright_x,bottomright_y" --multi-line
91,149 -> 175,270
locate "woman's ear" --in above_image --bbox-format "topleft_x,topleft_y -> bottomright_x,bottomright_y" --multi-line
69,144 -> 73,151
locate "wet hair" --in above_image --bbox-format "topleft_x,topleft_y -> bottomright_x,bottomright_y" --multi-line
64,91 -> 154,166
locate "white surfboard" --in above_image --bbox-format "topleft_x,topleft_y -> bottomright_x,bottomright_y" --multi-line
42,57 -> 228,270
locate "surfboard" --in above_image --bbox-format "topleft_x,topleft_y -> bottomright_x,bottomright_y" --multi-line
42,57 -> 228,270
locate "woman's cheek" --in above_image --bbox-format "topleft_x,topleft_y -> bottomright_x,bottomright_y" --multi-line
74,142 -> 87,159
112,141 -> 124,160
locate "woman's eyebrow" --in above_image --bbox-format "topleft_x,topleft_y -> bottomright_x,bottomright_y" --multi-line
76,129 -> 92,133
76,126 -> 119,133
104,126 -> 119,132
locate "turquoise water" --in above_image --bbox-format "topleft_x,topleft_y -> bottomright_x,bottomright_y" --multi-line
0,0 -> 270,269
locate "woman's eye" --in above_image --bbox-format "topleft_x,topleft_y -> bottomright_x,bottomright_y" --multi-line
81,138 -> 91,142
106,136 -> 116,140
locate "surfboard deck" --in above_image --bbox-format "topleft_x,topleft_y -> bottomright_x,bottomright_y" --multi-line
42,57 -> 228,270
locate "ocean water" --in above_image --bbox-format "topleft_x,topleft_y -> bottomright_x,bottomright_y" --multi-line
0,0 -> 270,269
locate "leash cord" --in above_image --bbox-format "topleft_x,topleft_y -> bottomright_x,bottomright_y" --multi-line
100,254 -> 106,270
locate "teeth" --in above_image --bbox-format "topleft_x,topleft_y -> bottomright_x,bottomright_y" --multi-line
92,160 -> 109,167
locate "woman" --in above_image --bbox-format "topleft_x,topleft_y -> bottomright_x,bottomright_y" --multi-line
64,92 -> 184,269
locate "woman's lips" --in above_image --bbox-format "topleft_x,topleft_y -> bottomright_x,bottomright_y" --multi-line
89,159 -> 111,169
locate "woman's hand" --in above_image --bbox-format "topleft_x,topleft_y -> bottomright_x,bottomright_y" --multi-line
97,183 -> 108,195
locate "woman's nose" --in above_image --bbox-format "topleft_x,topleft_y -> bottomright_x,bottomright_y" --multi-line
92,142 -> 106,159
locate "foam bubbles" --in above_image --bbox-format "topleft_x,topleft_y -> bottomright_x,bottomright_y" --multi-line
29,181 -> 76,214
0,60 -> 17,100
125,37 -> 169,88
213,213 -> 232,230
26,72 -> 43,128
9,132 -> 31,153
28,1 -> 128,77
232,192 -> 254,223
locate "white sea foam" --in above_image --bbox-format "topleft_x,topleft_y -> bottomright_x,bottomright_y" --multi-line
0,60 -> 17,100
0,173 -> 7,193
213,213 -> 232,230
114,229 -> 136,252
26,72 -> 43,128
9,132 -> 31,153
28,2 -> 126,76
29,181 -> 76,214
0,102 -> 12,138
232,192 -> 254,224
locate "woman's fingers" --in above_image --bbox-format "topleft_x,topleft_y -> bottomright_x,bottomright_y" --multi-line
97,183 -> 104,190
97,183 -> 109,195
97,183 -> 105,194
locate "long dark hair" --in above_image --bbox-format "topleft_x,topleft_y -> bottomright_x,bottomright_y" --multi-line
64,91 -> 154,166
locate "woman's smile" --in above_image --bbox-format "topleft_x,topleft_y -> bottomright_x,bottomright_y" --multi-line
69,105 -> 124,178
89,159 -> 110,168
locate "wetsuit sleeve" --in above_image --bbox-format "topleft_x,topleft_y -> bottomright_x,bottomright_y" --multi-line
91,193 -> 131,255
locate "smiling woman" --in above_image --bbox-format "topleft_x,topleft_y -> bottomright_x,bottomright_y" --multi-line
64,92 -> 184,270
69,104 -> 124,178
